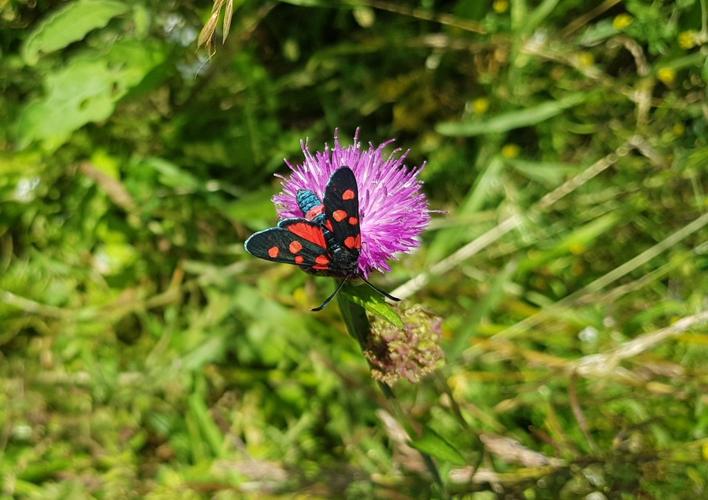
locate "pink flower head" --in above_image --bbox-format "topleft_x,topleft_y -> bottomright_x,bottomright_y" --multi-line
273,129 -> 430,276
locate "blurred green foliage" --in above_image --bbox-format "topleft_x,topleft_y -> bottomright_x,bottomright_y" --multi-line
1,0 -> 707,497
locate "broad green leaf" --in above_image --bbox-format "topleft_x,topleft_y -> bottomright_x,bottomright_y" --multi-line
436,94 -> 586,137
16,40 -> 166,149
16,59 -> 113,149
22,0 -> 129,65
410,427 -> 467,465
341,284 -> 404,328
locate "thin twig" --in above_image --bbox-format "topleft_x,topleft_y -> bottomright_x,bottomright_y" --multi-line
572,311 -> 708,377
355,0 -> 486,34
79,161 -> 136,213
479,433 -> 564,467
628,135 -> 668,168
576,256 -> 681,305
568,374 -> 596,451
560,0 -> 622,37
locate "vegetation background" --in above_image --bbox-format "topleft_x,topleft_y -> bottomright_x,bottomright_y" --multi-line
1,0 -> 707,497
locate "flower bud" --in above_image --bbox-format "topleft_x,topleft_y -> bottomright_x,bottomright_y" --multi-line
364,305 -> 445,384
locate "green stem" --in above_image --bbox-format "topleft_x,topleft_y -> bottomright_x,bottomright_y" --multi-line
337,287 -> 446,495
337,284 -> 370,351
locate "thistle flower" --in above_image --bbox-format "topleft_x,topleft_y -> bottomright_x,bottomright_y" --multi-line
364,305 -> 445,385
273,129 -> 430,276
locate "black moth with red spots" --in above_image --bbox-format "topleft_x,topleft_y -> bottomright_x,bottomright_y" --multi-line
245,166 -> 399,311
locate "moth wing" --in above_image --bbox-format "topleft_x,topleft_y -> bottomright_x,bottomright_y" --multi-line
246,220 -> 332,272
277,218 -> 327,248
323,166 -> 361,255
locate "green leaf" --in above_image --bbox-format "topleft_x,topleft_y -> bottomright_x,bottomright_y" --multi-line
510,0 -> 528,32
508,158 -> 576,187
341,284 -> 404,328
436,93 -> 587,137
16,40 -> 166,149
142,157 -> 201,190
577,19 -> 619,46
410,427 -> 467,465
188,393 -> 226,458
678,146 -> 708,173
22,0 -> 130,65
223,186 -> 280,228
524,0 -> 560,34
656,52 -> 704,71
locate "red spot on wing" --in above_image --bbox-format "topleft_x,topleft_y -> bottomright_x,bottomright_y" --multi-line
348,216 -> 358,226
333,210 -> 347,222
325,220 -> 333,231
342,189 -> 355,200
295,255 -> 304,264
286,222 -> 326,248
268,246 -> 280,258
305,205 -> 324,220
312,255 -> 330,270
344,235 -> 361,249
289,241 -> 303,254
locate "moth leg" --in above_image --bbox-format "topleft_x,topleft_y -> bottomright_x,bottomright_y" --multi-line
361,276 -> 401,302
311,277 -> 349,312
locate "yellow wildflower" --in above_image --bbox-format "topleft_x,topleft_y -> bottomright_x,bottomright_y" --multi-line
657,67 -> 676,85
502,143 -> 520,159
577,51 -> 595,68
472,97 -> 489,114
678,31 -> 697,50
493,0 -> 509,14
613,14 -> 633,30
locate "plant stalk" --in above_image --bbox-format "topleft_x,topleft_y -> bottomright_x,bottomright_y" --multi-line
337,286 -> 446,495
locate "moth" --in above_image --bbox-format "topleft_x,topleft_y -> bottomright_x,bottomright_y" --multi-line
245,166 -> 400,310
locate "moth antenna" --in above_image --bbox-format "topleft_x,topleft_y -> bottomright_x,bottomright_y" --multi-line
361,276 -> 401,302
311,277 -> 349,312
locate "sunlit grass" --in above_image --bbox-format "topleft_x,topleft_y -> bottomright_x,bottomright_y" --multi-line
1,0 -> 706,497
